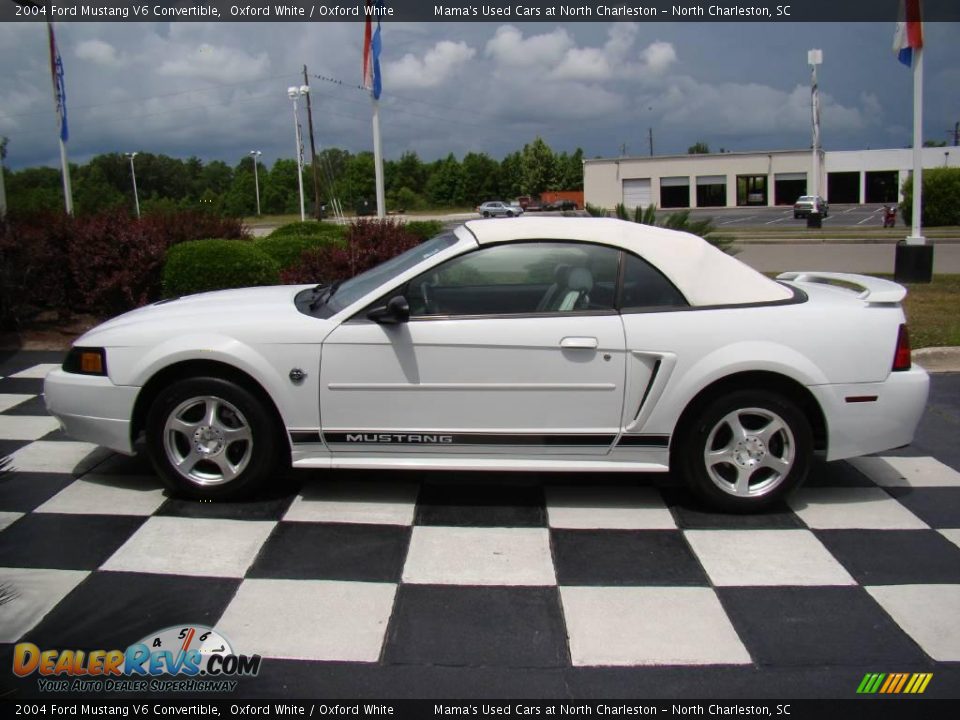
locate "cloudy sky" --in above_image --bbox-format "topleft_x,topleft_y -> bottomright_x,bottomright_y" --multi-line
1,20 -> 958,170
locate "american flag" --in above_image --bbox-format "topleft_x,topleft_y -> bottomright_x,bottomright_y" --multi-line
893,0 -> 923,67
362,0 -> 383,100
47,22 -> 69,142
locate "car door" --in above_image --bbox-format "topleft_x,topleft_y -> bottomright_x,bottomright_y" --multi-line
319,241 -> 627,456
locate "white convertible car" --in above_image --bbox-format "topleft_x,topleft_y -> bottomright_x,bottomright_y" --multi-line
44,217 -> 929,511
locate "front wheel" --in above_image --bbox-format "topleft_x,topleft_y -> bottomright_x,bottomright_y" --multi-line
674,389 -> 812,512
145,376 -> 282,501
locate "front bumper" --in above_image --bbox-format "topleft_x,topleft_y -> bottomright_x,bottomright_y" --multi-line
810,367 -> 930,462
44,368 -> 140,455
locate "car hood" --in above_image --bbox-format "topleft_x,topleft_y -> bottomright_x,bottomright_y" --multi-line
77,285 -> 329,347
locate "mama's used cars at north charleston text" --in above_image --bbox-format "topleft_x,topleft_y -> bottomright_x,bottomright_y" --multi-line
44,217 -> 929,511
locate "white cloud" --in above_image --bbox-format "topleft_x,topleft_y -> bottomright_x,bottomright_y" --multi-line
156,43 -> 270,84
386,40 -> 476,89
640,41 -> 678,74
485,25 -> 574,68
75,39 -> 120,67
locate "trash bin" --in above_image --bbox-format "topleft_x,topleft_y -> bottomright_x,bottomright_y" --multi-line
806,211 -> 822,229
894,241 -> 934,283
356,198 -> 374,217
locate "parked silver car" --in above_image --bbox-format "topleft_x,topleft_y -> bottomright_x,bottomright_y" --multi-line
477,201 -> 522,218
793,195 -> 829,219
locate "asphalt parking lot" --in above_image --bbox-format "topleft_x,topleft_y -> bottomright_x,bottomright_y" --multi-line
1,351 -> 959,700
686,204 -> 895,228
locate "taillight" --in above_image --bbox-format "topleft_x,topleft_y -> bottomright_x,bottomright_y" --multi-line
893,324 -> 911,371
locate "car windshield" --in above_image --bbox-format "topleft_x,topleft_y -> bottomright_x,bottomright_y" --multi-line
324,232 -> 460,313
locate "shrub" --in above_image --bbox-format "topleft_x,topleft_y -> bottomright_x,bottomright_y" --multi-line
901,167 -> 960,227
281,218 -> 420,285
267,220 -> 343,239
163,240 -> 280,297
0,210 -> 256,330
584,202 -> 609,217
403,220 -> 445,242
257,221 -> 346,270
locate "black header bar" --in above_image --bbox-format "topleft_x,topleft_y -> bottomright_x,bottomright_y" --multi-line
4,0 -> 960,23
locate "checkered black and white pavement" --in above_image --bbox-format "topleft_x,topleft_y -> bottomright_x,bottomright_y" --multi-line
1,351 -> 959,698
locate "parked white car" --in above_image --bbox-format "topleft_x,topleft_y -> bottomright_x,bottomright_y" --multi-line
477,201 -> 522,218
44,218 -> 929,511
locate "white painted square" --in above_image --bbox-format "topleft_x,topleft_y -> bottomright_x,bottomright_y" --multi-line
867,585 -> 960,662
0,567 -> 89,642
217,578 -> 396,661
0,415 -> 61,441
0,512 -> 23,532
36,475 -> 166,516
0,394 -> 33,413
283,481 -> 418,526
546,486 -> 675,530
402,526 -> 555,586
850,456 -> 960,488
561,586 -> 751,666
940,529 -> 960,552
10,364 -> 60,379
685,529 -> 855,586
7,441 -> 100,474
102,516 -> 275,578
789,487 -> 928,530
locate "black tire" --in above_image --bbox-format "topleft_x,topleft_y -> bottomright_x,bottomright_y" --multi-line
673,389 -> 812,512
483,211 -> 490,218
506,211 -> 514,217
145,376 -> 282,501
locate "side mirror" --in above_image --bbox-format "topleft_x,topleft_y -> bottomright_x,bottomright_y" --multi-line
367,295 -> 410,324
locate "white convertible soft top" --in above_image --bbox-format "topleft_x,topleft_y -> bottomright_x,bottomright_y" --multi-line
463,217 -> 793,307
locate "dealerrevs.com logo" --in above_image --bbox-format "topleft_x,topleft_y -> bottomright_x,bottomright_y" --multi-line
13,625 -> 261,693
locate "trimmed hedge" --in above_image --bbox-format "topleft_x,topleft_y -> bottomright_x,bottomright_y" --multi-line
163,240 -> 280,298
404,220 -> 445,242
901,167 -> 960,227
267,221 -> 346,240
257,228 -> 346,271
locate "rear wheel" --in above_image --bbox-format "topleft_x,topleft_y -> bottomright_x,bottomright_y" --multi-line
145,376 -> 282,501
674,389 -> 812,512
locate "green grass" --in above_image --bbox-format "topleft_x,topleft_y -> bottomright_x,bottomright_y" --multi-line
898,275 -> 960,348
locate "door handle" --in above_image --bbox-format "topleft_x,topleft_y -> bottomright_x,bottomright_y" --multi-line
560,336 -> 599,350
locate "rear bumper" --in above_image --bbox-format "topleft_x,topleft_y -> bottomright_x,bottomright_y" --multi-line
810,367 -> 930,461
44,369 -> 140,455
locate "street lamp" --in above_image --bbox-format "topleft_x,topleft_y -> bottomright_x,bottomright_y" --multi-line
125,152 -> 140,218
807,49 -> 823,229
287,85 -> 309,222
249,150 -> 262,216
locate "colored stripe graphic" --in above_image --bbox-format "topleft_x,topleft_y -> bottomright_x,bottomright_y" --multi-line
857,672 -> 932,694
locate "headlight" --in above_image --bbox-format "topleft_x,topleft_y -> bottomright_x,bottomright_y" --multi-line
62,347 -> 108,376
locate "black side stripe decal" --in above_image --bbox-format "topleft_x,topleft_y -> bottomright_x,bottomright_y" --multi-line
322,432 -> 617,447
616,435 -> 670,448
290,431 -> 323,444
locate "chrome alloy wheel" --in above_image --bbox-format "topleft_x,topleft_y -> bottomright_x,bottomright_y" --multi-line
162,395 -> 253,486
703,407 -> 795,498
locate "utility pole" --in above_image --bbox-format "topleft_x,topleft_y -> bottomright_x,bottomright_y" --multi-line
953,121 -> 959,147
648,128 -> 653,157
0,136 -> 7,219
303,65 -> 322,220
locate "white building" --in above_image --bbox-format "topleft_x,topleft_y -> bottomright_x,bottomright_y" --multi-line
584,147 -> 958,210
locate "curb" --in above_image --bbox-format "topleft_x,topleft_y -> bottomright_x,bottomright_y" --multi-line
913,347 -> 960,374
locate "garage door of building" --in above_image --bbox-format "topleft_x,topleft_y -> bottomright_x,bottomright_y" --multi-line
774,173 -> 807,205
623,179 -> 652,209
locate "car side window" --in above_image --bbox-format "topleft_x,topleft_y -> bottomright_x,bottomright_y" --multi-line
619,252 -> 688,310
405,242 -> 620,317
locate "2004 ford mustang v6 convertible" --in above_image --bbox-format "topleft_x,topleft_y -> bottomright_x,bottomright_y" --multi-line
44,217 -> 929,511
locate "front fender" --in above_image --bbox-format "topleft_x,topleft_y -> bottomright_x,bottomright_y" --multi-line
106,335 -> 320,431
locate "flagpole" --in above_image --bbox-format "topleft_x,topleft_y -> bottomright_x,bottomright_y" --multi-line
59,136 -> 73,215
372,97 -> 385,219
906,46 -> 924,245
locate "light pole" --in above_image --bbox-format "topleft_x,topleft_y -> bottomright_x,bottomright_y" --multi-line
126,152 -> 140,218
287,86 -> 309,222
249,150 -> 262,216
807,49 -> 823,229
